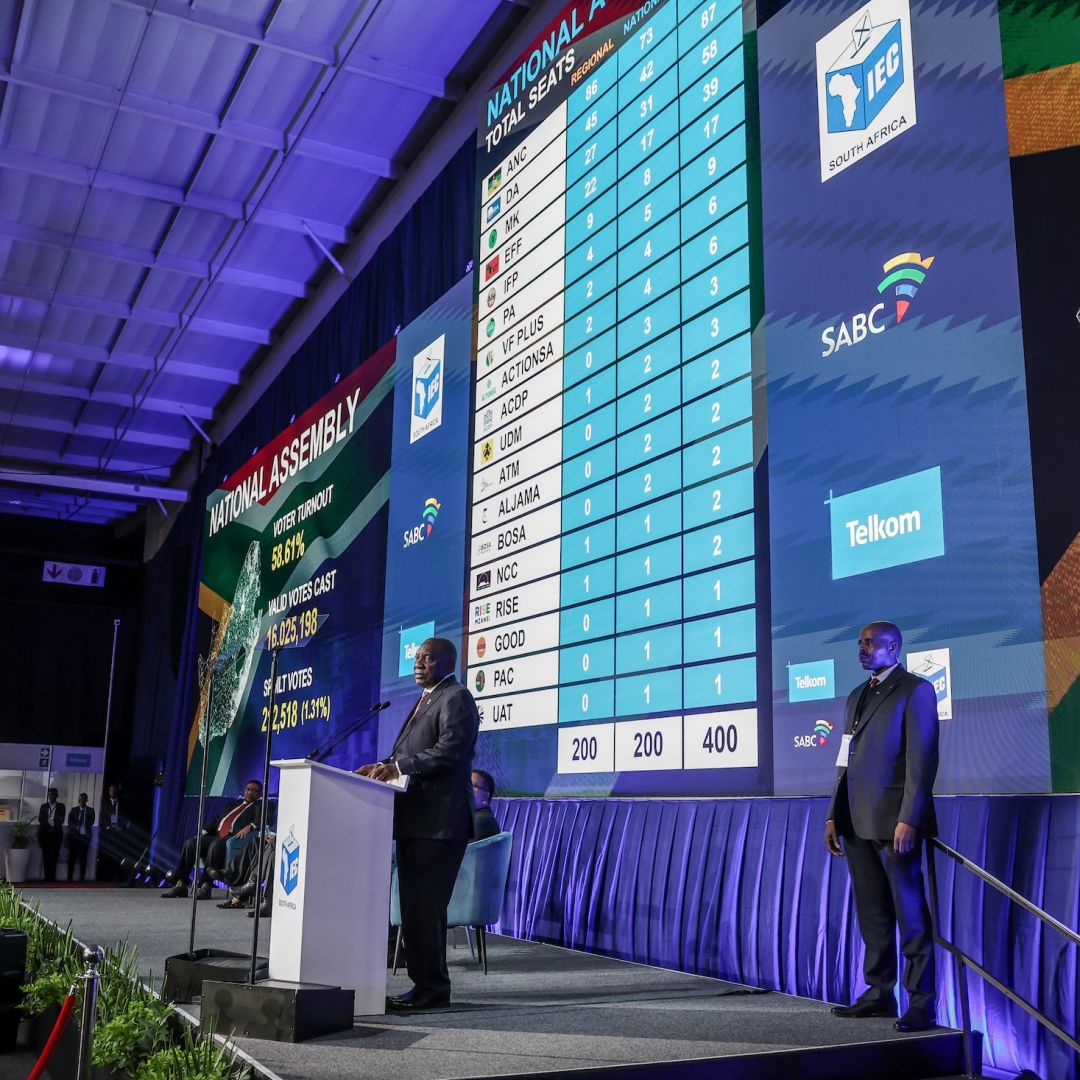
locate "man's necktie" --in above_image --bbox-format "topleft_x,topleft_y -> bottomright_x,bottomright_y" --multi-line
869,676 -> 880,689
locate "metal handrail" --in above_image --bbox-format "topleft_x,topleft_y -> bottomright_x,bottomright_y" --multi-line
927,836 -> 1080,1078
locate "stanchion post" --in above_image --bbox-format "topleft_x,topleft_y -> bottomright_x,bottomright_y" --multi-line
75,944 -> 104,1080
189,669 -> 217,957
927,842 -> 975,1078
248,645 -> 280,983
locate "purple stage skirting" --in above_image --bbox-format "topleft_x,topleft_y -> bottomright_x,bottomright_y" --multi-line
492,794 -> 1080,1079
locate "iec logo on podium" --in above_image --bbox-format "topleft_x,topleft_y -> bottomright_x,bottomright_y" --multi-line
280,829 -> 301,896
816,0 -> 917,182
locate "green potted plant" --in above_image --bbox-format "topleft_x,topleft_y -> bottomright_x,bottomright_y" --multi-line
91,995 -> 174,1077
136,1020 -> 251,1080
5,819 -> 33,884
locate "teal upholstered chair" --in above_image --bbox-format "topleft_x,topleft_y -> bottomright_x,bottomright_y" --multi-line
390,831 -> 513,974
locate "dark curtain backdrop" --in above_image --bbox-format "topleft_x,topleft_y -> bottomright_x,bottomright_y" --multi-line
492,794 -> 1080,1079
131,138 -> 476,860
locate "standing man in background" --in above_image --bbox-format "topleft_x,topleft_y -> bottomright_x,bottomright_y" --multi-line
66,793 -> 95,882
99,783 -> 130,881
37,788 -> 65,882
357,636 -> 480,1011
825,621 -> 940,1033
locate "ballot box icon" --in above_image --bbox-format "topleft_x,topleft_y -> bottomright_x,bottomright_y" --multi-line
907,648 -> 952,720
825,11 -> 905,133
413,358 -> 442,421
280,829 -> 301,895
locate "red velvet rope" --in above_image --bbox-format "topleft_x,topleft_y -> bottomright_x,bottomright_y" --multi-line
27,992 -> 76,1080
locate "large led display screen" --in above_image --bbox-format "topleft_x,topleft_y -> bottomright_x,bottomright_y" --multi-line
203,0 -> 1052,804
189,346 -> 395,795
759,0 -> 1050,795
463,0 -> 767,796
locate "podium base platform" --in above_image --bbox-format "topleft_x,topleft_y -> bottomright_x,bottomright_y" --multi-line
162,949 -> 268,1002
201,979 -> 355,1041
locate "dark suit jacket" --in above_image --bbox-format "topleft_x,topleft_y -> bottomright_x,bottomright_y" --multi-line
389,676 -> 480,841
204,799 -> 264,838
100,798 -> 128,830
828,665 -> 939,840
472,806 -> 500,842
66,806 -> 95,837
38,802 -> 65,836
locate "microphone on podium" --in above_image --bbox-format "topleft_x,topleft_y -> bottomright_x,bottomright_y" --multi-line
306,700 -> 391,764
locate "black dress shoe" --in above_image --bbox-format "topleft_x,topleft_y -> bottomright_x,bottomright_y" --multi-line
386,990 -> 450,1012
894,1010 -> 935,1032
160,884 -> 187,898
831,999 -> 897,1018
231,882 -> 256,901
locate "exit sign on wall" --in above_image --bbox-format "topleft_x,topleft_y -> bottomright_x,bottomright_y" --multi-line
42,561 -> 106,588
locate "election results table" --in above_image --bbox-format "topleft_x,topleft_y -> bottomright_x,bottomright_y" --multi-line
466,0 -> 761,785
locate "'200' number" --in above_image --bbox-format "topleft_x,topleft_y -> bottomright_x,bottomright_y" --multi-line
572,736 -> 599,762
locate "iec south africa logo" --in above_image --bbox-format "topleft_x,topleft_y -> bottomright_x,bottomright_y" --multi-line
409,334 -> 444,444
816,0 -> 917,182
280,829 -> 300,896
821,251 -> 935,357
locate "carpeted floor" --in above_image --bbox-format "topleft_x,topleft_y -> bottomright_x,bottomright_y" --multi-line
17,887 -> 947,1080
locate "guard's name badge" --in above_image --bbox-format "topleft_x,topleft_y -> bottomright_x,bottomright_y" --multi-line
836,733 -> 853,767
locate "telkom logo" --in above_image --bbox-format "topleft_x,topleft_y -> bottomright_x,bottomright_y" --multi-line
827,467 -> 944,579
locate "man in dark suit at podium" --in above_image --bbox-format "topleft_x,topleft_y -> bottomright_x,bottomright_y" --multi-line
357,636 -> 480,1011
825,621 -> 940,1033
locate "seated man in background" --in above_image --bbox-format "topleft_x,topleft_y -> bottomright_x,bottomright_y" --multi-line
471,770 -> 500,840
219,830 -> 276,917
162,779 -> 263,899
65,793 -> 94,882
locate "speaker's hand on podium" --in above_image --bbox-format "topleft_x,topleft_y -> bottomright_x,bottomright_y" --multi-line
355,761 -> 400,782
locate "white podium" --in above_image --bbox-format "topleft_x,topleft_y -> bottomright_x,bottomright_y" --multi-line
268,759 -> 397,1015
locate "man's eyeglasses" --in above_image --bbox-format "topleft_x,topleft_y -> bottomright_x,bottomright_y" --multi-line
471,782 -> 490,795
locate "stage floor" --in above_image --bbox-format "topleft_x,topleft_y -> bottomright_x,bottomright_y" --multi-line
21,887 -> 965,1080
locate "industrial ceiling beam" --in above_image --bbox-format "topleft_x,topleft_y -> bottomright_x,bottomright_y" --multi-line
96,0 -> 391,478
0,372 -> 215,419
0,468 -> 188,502
0,215 -> 310,298
0,443 -> 178,476
109,0 -> 337,65
0,410 -> 191,451
107,0 -> 461,101
347,54 -> 462,102
1,489 -> 139,514
1,503 -> 117,524
295,139 -> 402,178
0,328 -> 243,384
0,279 -> 273,344
0,147 -> 354,243
0,60 -> 401,176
